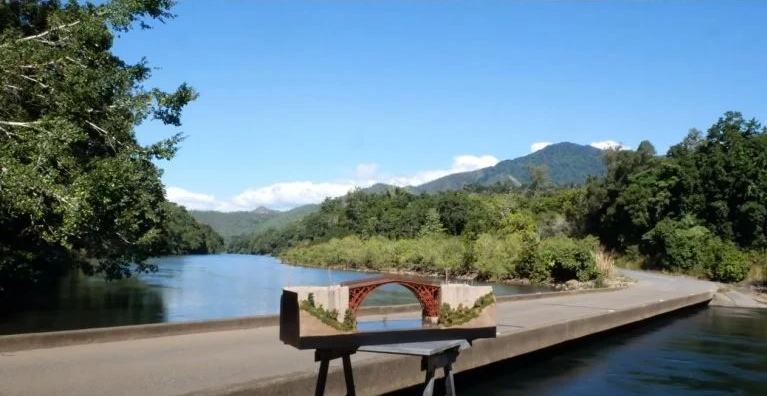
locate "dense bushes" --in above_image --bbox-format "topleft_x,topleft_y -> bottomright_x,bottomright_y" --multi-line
281,233 -> 602,285
640,217 -> 751,282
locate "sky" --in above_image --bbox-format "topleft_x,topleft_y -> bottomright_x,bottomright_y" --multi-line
111,1 -> 767,211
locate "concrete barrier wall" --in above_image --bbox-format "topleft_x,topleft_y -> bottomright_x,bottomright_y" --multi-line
0,286 -> 626,352
183,290 -> 713,396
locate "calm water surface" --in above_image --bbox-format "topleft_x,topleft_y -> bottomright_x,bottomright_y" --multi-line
388,306 -> 767,396
0,254 -> 548,335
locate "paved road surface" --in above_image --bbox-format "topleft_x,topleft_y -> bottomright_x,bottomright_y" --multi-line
0,270 -> 717,396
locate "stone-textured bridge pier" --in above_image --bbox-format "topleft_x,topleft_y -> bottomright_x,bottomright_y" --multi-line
0,270 -> 717,396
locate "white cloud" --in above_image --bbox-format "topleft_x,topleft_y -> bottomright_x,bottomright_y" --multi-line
530,142 -> 552,152
452,155 -> 499,172
168,154 -> 500,211
384,155 -> 499,187
590,140 -> 631,150
231,182 -> 358,211
166,187 -> 239,211
355,163 -> 379,179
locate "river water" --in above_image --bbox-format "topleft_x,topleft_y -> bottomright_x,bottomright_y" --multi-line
0,254 -> 547,335
3,255 -> 767,395
388,306 -> 767,396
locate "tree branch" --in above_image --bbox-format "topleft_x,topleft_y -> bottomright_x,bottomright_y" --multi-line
86,121 -> 122,150
17,21 -> 81,43
19,74 -> 51,89
0,120 -> 41,128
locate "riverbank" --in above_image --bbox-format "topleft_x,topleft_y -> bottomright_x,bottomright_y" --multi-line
278,259 -> 635,291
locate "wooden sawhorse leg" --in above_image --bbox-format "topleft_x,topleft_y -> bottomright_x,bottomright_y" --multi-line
421,347 -> 460,396
315,349 -> 357,396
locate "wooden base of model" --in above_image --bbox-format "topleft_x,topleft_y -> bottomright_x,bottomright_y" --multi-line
279,277 -> 497,350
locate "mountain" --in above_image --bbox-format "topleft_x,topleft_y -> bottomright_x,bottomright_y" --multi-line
189,205 -> 319,239
248,204 -> 320,235
191,142 -> 606,237
413,142 -> 605,193
189,207 -> 278,238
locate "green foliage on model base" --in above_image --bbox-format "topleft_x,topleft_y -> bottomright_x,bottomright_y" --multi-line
438,293 -> 495,327
299,293 -> 356,332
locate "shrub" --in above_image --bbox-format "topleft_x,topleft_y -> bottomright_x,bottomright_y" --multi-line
472,233 -> 524,280
539,236 -> 599,283
707,239 -> 750,283
514,234 -> 550,284
747,250 -> 767,284
641,217 -> 713,275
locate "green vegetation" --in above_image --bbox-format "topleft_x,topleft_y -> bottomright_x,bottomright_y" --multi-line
189,207 -> 278,239
205,204 -> 319,244
158,202 -> 224,255
438,292 -> 495,327
587,112 -> 767,282
299,293 -> 356,332
0,0 -> 220,302
234,112 -> 767,285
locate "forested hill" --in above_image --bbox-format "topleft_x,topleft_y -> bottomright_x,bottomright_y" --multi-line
189,206 -> 279,238
192,143 -> 605,237
232,112 -> 767,286
190,204 -> 319,239
413,143 -> 605,193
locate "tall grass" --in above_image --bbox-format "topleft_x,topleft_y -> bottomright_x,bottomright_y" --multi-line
595,247 -> 615,279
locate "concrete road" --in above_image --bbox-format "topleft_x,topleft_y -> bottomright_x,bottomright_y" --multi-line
0,270 -> 717,396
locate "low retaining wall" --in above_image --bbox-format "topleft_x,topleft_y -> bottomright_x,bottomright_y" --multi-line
182,290 -> 713,396
0,286 -> 626,352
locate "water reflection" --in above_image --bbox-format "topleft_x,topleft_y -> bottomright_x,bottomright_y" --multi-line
1,254 -> 549,335
0,274 -> 167,335
357,318 -> 424,332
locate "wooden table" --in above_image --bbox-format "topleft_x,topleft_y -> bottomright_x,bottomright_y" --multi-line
314,339 -> 471,396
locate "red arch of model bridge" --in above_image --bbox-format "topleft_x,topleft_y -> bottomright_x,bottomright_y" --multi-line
341,275 -> 441,318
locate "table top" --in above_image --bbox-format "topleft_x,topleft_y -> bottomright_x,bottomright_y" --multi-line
358,339 -> 470,356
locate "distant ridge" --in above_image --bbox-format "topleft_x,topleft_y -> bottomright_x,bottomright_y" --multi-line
413,142 -> 605,193
190,142 -> 608,236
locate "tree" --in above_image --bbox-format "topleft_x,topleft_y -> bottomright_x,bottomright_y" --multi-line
0,0 -> 196,298
418,208 -> 445,237
526,164 -> 551,196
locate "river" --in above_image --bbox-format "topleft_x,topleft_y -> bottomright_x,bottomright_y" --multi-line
0,254 -> 548,335
388,306 -> 767,396
2,255 -> 767,395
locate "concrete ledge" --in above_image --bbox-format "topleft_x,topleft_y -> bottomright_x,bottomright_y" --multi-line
496,286 -> 627,303
182,290 -> 712,396
0,287 -> 624,352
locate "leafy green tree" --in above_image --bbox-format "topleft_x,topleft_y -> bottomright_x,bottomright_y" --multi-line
1,0 -> 196,298
418,208 -> 445,237
158,202 -> 224,255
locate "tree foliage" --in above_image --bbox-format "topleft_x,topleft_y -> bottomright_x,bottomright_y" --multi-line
238,111 -> 765,284
0,0 -> 199,298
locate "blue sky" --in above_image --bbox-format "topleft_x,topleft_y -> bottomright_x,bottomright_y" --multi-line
113,1 -> 767,211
